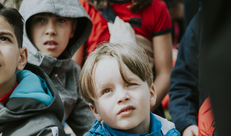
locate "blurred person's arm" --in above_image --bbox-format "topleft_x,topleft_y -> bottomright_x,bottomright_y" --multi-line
150,32 -> 173,111
72,44 -> 84,67
168,11 -> 202,133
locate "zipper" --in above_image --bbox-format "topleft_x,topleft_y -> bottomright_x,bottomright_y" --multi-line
55,74 -> 63,86
101,121 -> 110,136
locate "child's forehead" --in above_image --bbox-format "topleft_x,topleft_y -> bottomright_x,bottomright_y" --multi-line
94,56 -> 140,82
33,13 -> 68,18
0,16 -> 16,38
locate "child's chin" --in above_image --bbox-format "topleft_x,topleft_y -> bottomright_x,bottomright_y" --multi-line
116,121 -> 139,130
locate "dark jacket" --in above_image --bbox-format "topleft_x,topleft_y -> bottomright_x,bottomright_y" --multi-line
168,11 -> 206,133
84,112 -> 180,136
0,63 -> 65,136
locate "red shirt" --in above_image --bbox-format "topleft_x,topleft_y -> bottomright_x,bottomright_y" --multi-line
79,0 -> 172,56
0,83 -> 17,105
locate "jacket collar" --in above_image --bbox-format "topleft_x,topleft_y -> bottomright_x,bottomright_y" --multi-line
90,112 -> 164,136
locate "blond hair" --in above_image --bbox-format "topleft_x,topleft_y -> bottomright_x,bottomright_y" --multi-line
79,42 -> 153,105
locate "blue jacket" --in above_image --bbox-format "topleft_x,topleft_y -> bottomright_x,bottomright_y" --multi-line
0,63 -> 65,136
84,112 -> 180,136
168,11 -> 206,133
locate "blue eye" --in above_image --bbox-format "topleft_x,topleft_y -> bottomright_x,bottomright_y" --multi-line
57,18 -> 66,23
35,17 -> 45,22
103,89 -> 111,94
0,37 -> 10,42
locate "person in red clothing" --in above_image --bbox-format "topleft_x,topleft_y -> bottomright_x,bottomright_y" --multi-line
73,0 -> 173,117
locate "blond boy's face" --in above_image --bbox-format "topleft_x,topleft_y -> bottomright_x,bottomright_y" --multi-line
0,16 -> 27,95
30,13 -> 76,58
90,56 -> 156,134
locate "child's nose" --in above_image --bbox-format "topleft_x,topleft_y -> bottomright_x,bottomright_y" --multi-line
117,89 -> 130,104
45,22 -> 57,36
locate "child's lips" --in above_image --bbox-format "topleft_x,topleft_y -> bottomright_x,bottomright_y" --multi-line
118,105 -> 136,117
45,44 -> 57,50
44,40 -> 58,50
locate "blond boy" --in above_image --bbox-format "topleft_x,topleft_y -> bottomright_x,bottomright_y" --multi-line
79,42 -> 180,136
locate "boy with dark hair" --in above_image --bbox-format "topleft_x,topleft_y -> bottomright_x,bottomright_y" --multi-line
0,3 -> 65,136
19,0 -> 95,135
79,42 -> 180,136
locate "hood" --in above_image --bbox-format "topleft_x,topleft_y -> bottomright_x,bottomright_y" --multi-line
0,63 -> 64,124
12,70 -> 53,106
19,0 -> 92,62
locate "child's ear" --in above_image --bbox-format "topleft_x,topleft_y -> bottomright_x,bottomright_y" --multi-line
150,83 -> 156,107
17,48 -> 28,71
70,19 -> 77,38
89,103 -> 102,122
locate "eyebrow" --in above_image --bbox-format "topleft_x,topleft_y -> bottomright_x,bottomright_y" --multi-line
36,13 -> 61,18
97,82 -> 110,90
0,32 -> 14,38
125,76 -> 139,81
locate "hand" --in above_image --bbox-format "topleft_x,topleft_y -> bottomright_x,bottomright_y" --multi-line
182,125 -> 198,136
